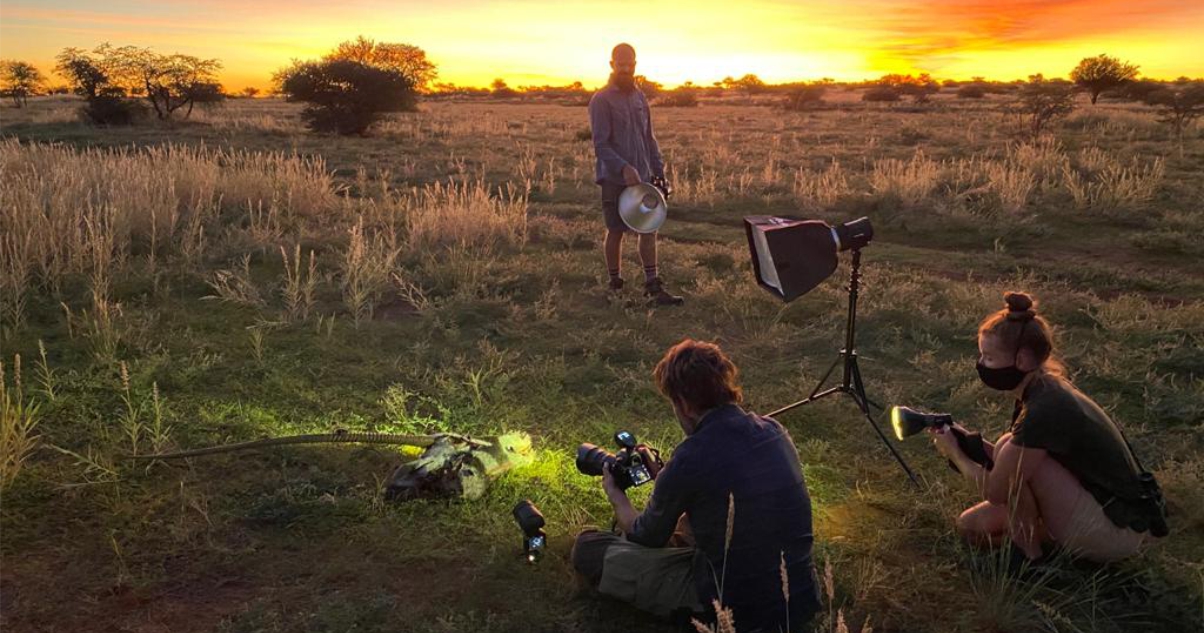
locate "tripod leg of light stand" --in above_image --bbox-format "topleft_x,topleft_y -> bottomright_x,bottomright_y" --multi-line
768,247 -> 919,486
768,352 -> 844,418
847,361 -> 920,487
850,356 -> 883,411
857,397 -> 920,486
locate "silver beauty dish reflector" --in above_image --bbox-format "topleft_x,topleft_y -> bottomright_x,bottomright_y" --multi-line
619,183 -> 667,234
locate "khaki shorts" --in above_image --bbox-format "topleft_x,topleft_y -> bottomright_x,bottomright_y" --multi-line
575,531 -> 703,618
600,183 -> 629,231
1054,493 -> 1149,562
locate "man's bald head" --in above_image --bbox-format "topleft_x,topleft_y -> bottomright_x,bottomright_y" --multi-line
610,43 -> 637,83
611,43 -> 636,63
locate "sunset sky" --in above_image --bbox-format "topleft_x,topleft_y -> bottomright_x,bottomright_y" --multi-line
1,0 -> 1201,91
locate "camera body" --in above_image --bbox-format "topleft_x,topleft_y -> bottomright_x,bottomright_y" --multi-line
649,175 -> 673,200
576,431 -> 664,491
512,499 -> 547,563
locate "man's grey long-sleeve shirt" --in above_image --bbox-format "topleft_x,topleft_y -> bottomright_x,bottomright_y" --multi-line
589,80 -> 664,185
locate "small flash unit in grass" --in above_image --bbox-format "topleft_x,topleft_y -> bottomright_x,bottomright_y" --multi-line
512,499 -> 546,564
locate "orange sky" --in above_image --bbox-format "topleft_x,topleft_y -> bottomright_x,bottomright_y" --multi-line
1,0 -> 1201,91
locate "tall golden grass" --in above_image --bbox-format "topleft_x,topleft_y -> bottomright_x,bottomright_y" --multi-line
0,140 -> 336,325
0,139 -> 534,332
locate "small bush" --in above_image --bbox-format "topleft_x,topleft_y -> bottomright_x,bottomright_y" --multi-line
862,86 -> 901,102
784,85 -> 826,110
79,95 -> 146,126
957,84 -> 987,99
1009,75 -> 1076,137
660,90 -> 699,107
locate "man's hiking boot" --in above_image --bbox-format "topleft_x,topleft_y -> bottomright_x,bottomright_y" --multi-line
608,277 -> 625,292
644,277 -> 684,306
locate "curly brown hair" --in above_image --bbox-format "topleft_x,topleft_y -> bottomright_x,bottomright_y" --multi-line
653,339 -> 743,411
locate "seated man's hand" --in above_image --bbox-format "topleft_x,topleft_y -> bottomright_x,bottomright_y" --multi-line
602,463 -> 626,502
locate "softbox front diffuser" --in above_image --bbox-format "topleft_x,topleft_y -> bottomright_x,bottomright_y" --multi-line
744,216 -> 838,302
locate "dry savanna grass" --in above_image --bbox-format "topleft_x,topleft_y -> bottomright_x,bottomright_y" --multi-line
0,91 -> 1201,633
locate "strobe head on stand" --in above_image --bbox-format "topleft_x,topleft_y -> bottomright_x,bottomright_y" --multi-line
744,216 -> 873,302
743,215 -> 919,486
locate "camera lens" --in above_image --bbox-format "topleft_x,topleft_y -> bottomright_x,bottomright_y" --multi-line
575,443 -> 616,477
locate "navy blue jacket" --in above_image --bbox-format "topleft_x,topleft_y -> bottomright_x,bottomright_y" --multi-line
628,404 -> 821,630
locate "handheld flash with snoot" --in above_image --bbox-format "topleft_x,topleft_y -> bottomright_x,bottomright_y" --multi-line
891,406 -> 994,471
512,499 -> 547,563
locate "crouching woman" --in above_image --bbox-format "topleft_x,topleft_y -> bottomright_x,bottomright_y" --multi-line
932,292 -> 1168,562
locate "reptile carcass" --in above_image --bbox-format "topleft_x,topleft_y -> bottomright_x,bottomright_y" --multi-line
129,430 -> 535,501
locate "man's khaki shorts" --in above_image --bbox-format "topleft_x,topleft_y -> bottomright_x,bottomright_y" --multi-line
574,530 -> 702,618
600,183 -> 629,231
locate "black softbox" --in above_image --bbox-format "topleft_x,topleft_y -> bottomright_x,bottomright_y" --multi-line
744,216 -> 840,302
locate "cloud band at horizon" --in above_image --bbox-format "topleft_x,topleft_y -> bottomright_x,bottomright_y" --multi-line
1,0 -> 1201,91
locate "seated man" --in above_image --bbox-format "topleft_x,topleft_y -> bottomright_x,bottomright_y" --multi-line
572,339 -> 822,631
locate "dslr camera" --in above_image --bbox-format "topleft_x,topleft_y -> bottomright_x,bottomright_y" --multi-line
576,431 -> 664,491
650,175 -> 673,200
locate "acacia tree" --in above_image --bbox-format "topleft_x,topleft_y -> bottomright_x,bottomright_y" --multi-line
325,36 -> 438,93
1070,54 -> 1139,104
0,61 -> 45,107
55,48 -> 114,98
54,48 -> 145,124
1143,82 -> 1204,143
1010,74 -> 1076,137
635,75 -> 663,100
728,74 -> 767,97
490,78 -> 517,99
56,45 -> 223,119
276,59 -> 416,135
97,45 -> 224,119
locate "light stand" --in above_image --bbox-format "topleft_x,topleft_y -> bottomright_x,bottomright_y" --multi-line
768,249 -> 920,486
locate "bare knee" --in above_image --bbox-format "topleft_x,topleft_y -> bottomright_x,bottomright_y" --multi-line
957,501 -> 1008,543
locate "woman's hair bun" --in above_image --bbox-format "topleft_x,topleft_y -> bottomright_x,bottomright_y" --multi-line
1004,292 -> 1036,321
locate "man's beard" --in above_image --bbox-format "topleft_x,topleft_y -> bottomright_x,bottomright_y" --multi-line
612,72 -> 636,92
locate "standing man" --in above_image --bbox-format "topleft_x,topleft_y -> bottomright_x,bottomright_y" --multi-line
589,43 -> 684,306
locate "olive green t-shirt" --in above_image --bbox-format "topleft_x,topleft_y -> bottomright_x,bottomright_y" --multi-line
1009,375 -> 1154,533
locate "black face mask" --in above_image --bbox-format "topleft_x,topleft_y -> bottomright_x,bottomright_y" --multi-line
977,320 -> 1032,391
976,360 -> 1028,391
